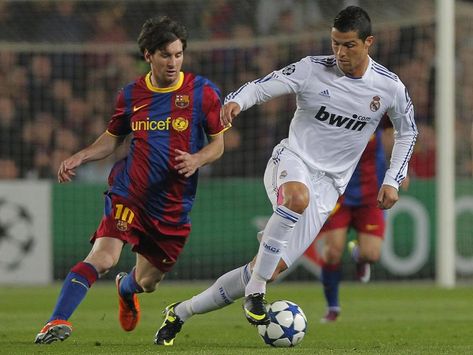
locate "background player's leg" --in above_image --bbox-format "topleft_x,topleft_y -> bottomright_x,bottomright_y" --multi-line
351,233 -> 383,282
356,233 -> 383,263
321,228 -> 347,322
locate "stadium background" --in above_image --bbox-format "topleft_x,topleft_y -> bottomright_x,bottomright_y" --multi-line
0,0 -> 471,282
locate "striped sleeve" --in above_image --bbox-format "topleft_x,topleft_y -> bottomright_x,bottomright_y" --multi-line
225,57 -> 311,112
202,82 -> 225,136
383,81 -> 418,189
107,88 -> 132,137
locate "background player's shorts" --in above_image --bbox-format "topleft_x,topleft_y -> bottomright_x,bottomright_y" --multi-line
321,199 -> 386,238
91,193 -> 190,273
263,144 -> 339,268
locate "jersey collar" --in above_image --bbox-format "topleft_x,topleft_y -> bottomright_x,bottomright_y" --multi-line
145,72 -> 184,93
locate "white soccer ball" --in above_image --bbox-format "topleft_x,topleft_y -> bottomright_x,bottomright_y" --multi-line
257,300 -> 307,347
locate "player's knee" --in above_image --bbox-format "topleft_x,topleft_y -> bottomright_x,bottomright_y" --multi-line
280,184 -> 309,214
282,194 -> 309,214
85,253 -> 117,275
324,246 -> 344,264
360,248 -> 380,263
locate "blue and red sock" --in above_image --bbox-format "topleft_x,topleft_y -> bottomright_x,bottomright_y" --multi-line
321,263 -> 341,310
119,268 -> 143,298
49,262 -> 99,322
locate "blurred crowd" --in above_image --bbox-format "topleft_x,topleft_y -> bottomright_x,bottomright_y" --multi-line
0,0 -> 471,180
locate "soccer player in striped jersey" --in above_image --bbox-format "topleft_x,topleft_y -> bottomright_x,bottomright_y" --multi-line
155,5 -> 417,344
34,16 -> 226,344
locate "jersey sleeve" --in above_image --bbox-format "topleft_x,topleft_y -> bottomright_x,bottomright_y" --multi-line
106,89 -> 132,137
224,57 -> 311,111
384,81 -> 418,189
202,82 -> 225,136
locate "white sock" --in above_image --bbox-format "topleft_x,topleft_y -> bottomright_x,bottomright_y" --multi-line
174,264 -> 251,321
245,206 -> 300,296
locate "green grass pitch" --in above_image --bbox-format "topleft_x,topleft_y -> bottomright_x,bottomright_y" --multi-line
1,281 -> 472,354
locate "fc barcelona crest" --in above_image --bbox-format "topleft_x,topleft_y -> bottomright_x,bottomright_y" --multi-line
175,95 -> 190,108
116,220 -> 129,232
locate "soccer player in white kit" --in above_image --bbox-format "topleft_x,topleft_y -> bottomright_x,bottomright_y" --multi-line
155,6 -> 418,345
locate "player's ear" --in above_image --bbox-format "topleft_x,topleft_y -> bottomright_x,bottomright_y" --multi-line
144,49 -> 152,63
364,35 -> 374,49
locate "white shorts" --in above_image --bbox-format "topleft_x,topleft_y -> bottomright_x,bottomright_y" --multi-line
263,144 -> 339,267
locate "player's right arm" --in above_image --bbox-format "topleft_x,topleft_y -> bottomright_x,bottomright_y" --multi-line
220,58 -> 311,127
58,131 -> 125,183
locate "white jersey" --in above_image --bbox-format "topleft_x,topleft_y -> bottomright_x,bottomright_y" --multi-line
226,55 -> 418,194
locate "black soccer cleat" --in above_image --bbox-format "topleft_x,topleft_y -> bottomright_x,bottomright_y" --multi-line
154,302 -> 184,346
243,293 -> 270,326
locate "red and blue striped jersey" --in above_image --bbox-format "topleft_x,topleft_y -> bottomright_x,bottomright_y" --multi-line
106,71 -> 224,225
343,127 -> 386,206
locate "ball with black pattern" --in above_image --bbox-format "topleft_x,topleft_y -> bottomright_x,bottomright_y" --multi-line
257,300 -> 307,347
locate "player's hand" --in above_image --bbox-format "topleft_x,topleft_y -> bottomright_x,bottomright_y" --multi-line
220,102 -> 241,128
57,153 -> 84,183
377,184 -> 399,210
174,149 -> 200,178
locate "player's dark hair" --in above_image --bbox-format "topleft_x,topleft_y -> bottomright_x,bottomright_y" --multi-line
333,6 -> 372,41
138,16 -> 188,55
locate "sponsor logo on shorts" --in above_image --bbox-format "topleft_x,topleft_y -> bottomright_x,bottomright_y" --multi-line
366,224 -> 379,231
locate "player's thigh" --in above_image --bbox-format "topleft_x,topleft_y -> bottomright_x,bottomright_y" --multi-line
282,175 -> 339,267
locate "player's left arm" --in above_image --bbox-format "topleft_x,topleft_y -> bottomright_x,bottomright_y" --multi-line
174,133 -> 224,178
380,82 -> 418,208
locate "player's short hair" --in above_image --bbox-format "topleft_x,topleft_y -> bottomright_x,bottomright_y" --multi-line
138,16 -> 188,55
333,6 -> 372,41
